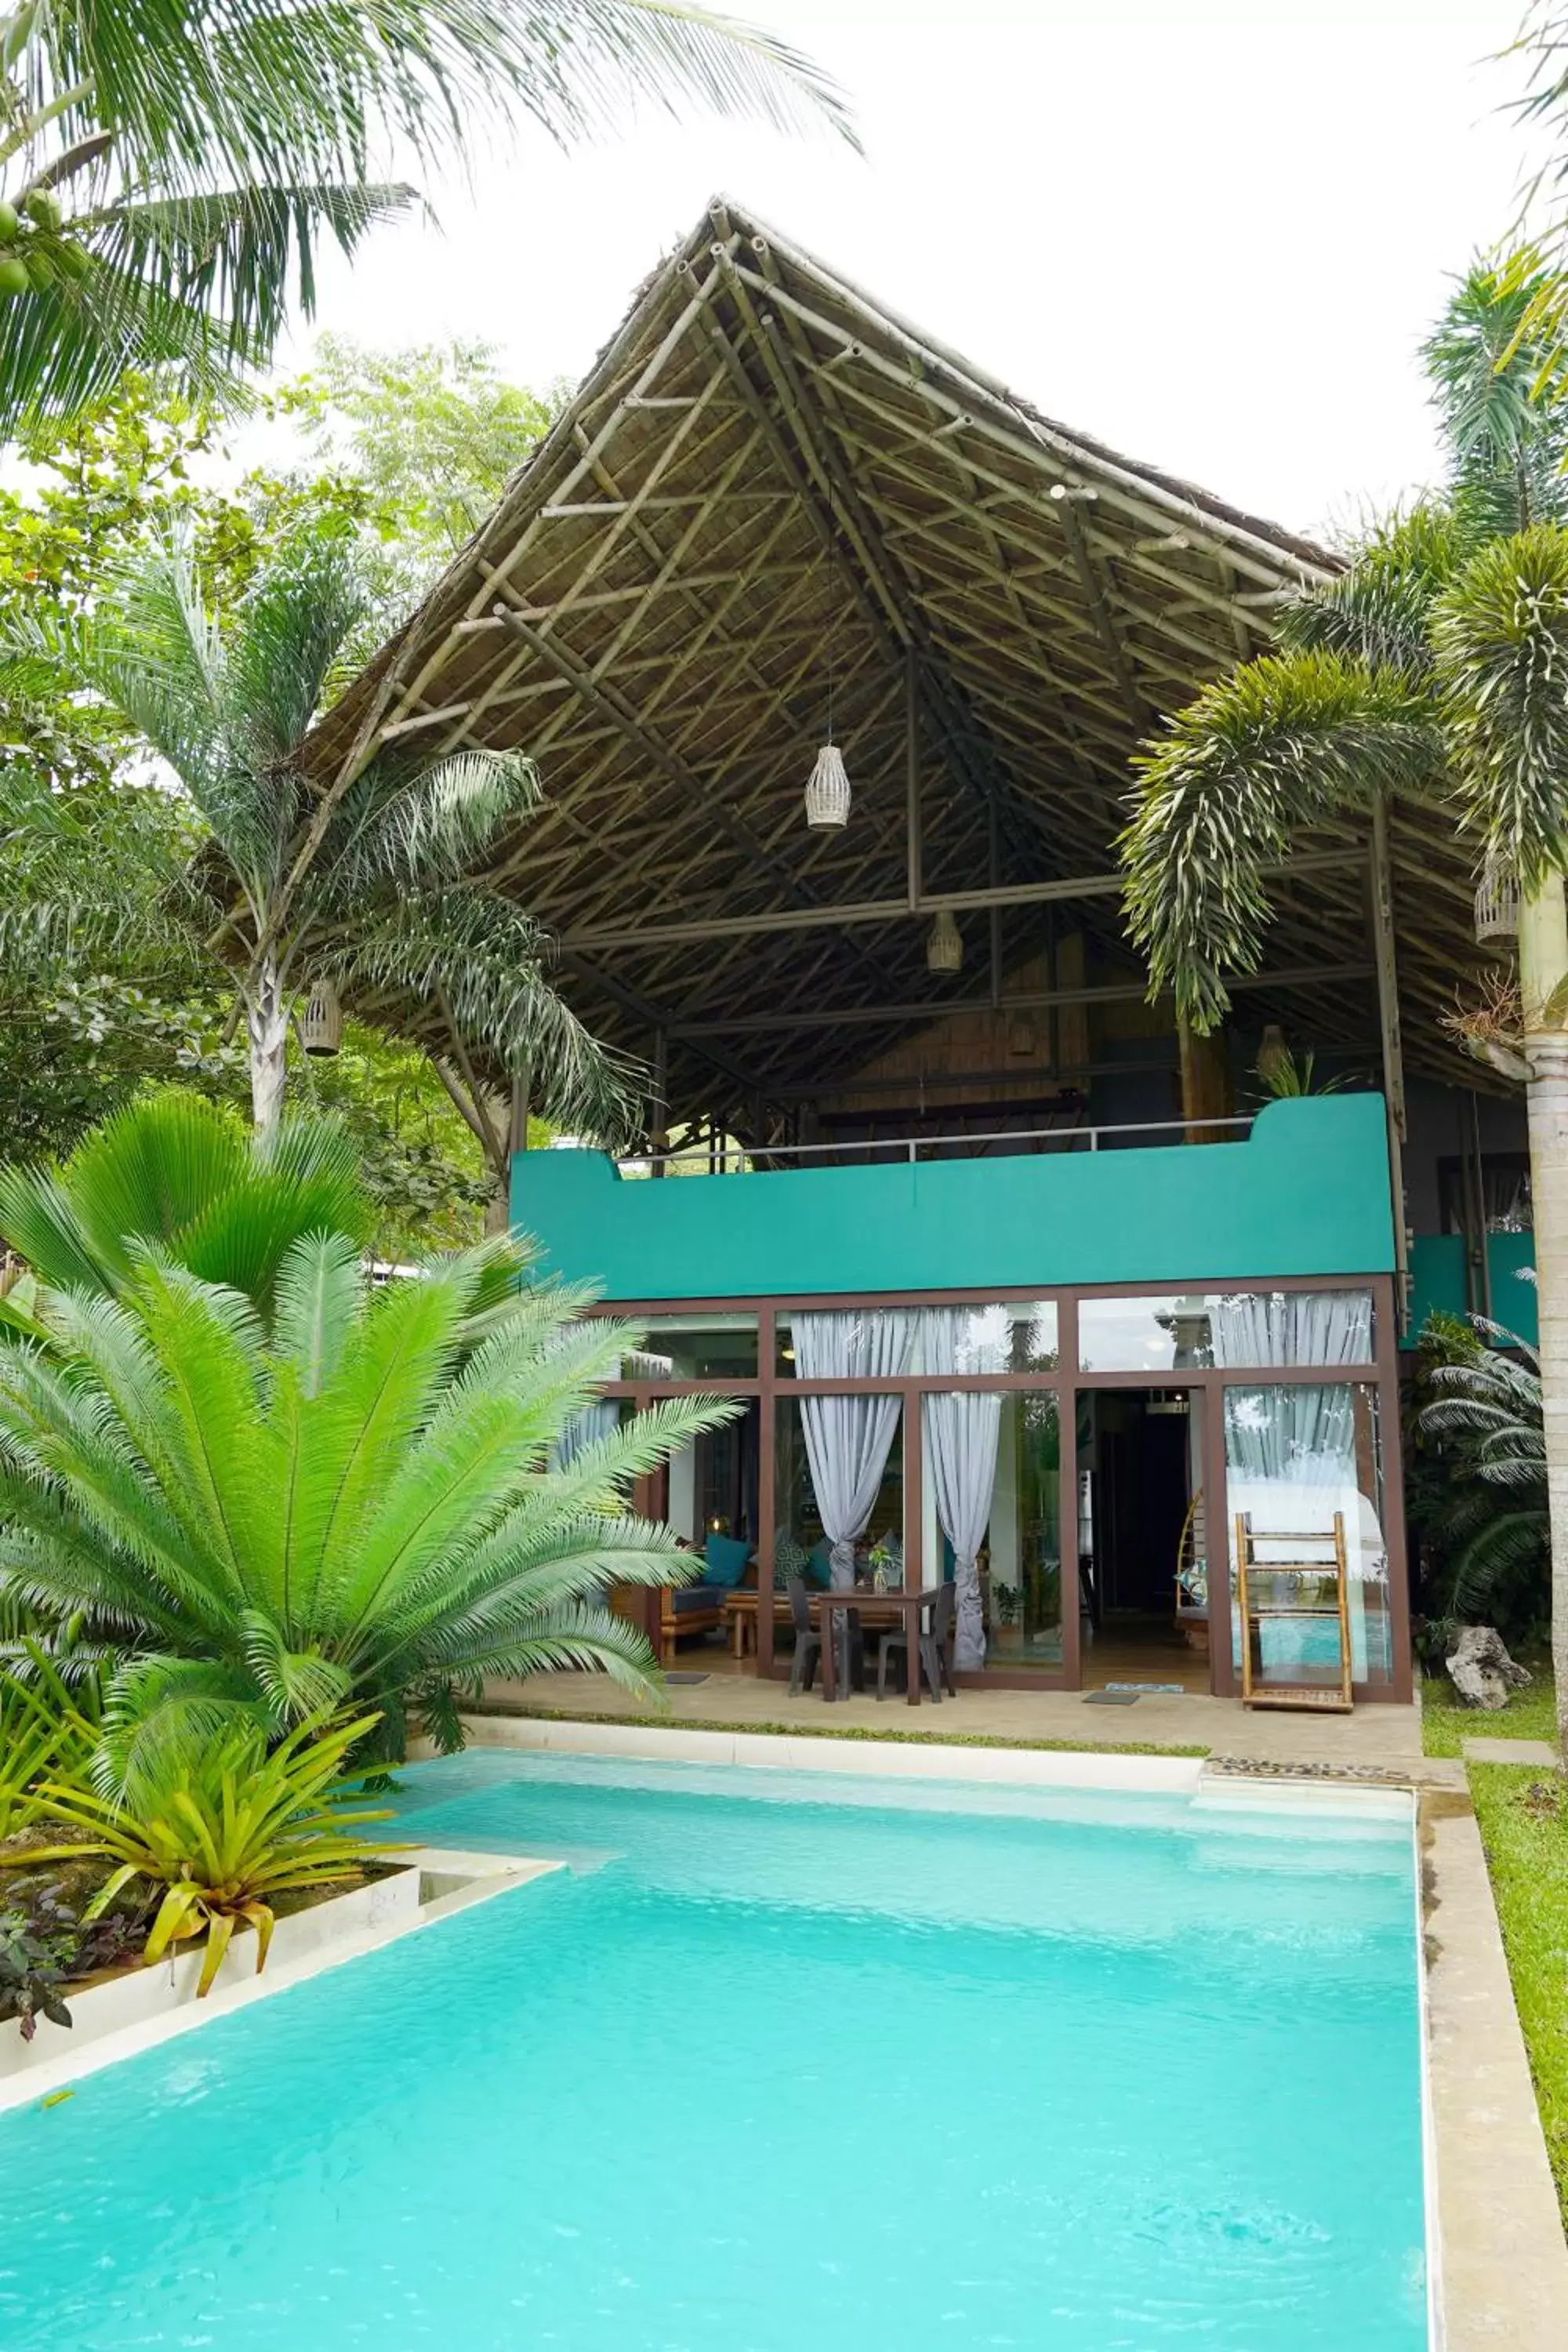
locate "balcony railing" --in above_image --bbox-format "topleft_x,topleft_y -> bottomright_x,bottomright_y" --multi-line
617,1112 -> 1257,1178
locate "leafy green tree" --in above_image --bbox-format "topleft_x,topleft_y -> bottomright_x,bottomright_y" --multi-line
0,0 -> 851,435
3,528 -> 639,1142
280,336 -> 558,607
0,1219 -> 734,1771
1120,255 -> 1568,1744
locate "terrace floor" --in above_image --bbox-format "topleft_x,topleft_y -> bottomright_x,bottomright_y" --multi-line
478,1664 -> 1443,1779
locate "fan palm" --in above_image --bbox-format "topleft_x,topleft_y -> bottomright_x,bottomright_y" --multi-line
0,1226 -> 736,1776
0,529 -> 639,1151
0,0 -> 852,437
0,1088 -> 368,1321
1120,254 -> 1568,1743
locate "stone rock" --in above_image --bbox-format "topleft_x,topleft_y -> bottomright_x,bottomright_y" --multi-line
1446,1625 -> 1533,1711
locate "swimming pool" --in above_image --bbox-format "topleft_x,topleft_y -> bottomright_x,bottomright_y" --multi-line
0,1750 -> 1427,2350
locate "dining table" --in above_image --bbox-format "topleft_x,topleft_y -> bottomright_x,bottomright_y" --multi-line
817,1583 -> 949,1706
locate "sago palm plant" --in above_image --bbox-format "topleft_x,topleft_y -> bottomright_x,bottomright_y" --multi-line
28,1707 -> 404,1996
1120,255 -> 1568,1743
1417,1317 -> 1548,1647
0,1226 -> 736,1776
0,530 -> 640,1150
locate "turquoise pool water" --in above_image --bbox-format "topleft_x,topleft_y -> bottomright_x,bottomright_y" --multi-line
0,1752 -> 1426,2350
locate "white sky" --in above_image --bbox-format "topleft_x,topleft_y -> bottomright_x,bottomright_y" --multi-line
275,0 -> 1548,544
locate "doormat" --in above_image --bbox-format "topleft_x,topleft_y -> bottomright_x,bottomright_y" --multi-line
1083,1690 -> 1139,1705
665,1672 -> 710,1686
1105,1682 -> 1187,1696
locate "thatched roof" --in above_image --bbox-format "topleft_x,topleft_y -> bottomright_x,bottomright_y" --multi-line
310,195 -> 1487,1120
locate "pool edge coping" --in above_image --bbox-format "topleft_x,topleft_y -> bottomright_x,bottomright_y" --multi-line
0,1849 -> 564,2118
444,1710 -> 1210,1791
1420,1791 -> 1568,2350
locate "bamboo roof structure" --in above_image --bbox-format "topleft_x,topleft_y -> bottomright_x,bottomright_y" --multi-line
310,196 -> 1493,1126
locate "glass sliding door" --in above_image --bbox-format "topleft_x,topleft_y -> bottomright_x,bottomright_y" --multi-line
920,1389 -> 1061,1670
1223,1381 -> 1392,1688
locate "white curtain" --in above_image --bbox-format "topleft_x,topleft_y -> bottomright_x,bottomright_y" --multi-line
550,1399 -> 619,1471
1211,1294 -> 1384,1679
793,1310 -> 915,1587
1210,1290 -> 1371,1370
549,1399 -> 621,1609
920,1308 -> 1005,1670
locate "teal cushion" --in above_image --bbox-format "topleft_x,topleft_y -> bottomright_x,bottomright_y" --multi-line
807,1539 -> 834,1590
703,1533 -> 751,1588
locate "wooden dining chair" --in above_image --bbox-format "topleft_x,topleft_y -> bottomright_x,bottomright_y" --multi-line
876,1582 -> 956,1700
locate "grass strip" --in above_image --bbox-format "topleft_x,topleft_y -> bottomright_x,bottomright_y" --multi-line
1468,1762 -> 1568,2220
1421,1668 -> 1558,1759
464,1701 -> 1210,1760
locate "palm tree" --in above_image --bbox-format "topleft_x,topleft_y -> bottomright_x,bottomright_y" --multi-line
1119,256 -> 1568,1744
0,0 -> 852,437
0,1222 -> 736,1776
2,529 -> 638,1152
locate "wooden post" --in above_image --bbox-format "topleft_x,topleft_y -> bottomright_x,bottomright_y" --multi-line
1058,1298 -> 1081,1688
650,1029 -> 668,1177
1369,795 -> 1410,1334
905,644 -> 921,913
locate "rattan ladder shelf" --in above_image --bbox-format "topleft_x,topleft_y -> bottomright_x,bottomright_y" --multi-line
1235,1510 -> 1353,1713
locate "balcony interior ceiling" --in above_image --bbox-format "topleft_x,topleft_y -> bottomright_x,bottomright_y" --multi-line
307,196 -> 1494,1121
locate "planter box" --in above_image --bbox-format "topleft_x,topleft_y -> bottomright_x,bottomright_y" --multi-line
0,1867 -> 421,2081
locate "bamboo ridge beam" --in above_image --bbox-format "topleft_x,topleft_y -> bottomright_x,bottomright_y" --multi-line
668,961 -> 1377,1037
559,849 -> 1365,953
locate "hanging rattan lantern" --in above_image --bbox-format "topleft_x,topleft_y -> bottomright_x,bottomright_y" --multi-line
300,978 -> 343,1056
1474,855 -> 1520,946
804,742 -> 851,829
926,909 -> 963,974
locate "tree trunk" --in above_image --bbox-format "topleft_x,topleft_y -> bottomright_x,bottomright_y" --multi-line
247,956 -> 290,1136
1178,1017 -> 1233,1144
1518,873 -> 1568,1752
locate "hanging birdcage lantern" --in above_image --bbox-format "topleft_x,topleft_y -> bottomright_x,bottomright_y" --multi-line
300,977 -> 343,1056
804,742 -> 851,829
1474,855 -> 1520,946
926,909 -> 963,974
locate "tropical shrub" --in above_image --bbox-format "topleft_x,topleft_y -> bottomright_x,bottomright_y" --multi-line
1410,1312 -> 1548,1652
0,1888 -> 143,2039
0,1218 -> 736,1769
27,1710 -> 401,1998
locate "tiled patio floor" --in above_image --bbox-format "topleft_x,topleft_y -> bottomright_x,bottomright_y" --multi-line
481,1668 -> 1435,1776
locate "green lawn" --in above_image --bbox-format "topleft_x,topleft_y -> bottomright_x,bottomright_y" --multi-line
1421,1663 -> 1559,1757
1468,1762 -> 1568,2216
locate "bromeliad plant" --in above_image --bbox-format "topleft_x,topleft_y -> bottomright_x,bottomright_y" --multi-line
0,1221 -> 738,1775
0,1643 -> 99,1836
28,1709 -> 402,1997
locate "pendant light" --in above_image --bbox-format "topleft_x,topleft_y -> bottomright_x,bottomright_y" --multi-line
926,909 -> 963,974
804,743 -> 851,829
804,496 -> 850,830
300,978 -> 343,1056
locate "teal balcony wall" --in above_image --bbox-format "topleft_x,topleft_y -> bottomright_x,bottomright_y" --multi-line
1406,1232 -> 1537,1347
511,1094 -> 1396,1302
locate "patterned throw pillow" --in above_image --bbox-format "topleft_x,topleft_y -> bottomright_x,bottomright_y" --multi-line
774,1531 -> 811,1590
